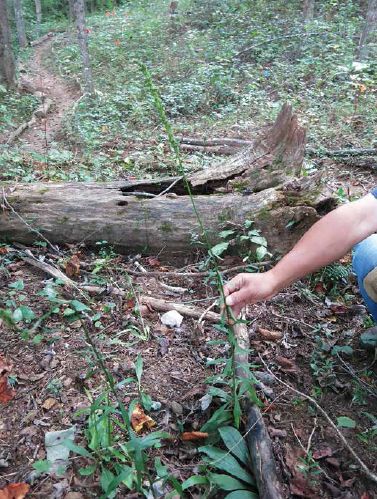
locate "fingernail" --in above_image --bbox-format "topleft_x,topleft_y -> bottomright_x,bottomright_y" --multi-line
225,296 -> 233,306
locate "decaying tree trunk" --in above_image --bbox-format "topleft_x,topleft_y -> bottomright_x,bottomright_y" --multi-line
13,0 -> 28,48
356,0 -> 377,60
34,0 -> 42,38
72,0 -> 94,95
0,105 -> 336,261
0,0 -> 16,89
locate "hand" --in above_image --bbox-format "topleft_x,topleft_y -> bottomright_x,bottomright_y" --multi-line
223,271 -> 279,317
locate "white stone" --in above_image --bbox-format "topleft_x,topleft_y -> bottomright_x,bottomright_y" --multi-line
160,310 -> 183,328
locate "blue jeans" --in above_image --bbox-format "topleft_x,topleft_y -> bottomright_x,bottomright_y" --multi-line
353,234 -> 377,322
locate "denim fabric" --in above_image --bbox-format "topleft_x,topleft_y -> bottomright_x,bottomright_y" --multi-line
353,234 -> 377,321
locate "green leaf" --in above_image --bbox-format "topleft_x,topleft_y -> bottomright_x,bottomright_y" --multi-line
219,230 -> 235,239
233,396 -> 242,429
209,473 -> 249,491
135,354 -> 143,386
199,446 -> 255,485
63,308 -> 76,317
331,345 -> 353,356
13,306 -> 35,323
210,241 -> 229,257
62,440 -> 93,458
256,245 -> 268,261
79,464 -> 97,476
106,465 -> 133,495
182,475 -> 209,490
100,467 -> 116,497
12,307 -> 23,323
9,279 -> 24,290
225,491 -> 258,499
337,416 -> 356,428
201,405 -> 232,433
141,391 -> 152,411
32,459 -> 51,474
250,236 -> 267,246
219,427 -> 249,466
70,300 -> 90,312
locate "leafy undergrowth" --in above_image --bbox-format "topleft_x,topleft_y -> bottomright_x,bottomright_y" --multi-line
0,242 -> 376,498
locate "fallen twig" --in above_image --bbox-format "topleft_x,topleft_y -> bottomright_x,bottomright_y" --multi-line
259,354 -> 377,485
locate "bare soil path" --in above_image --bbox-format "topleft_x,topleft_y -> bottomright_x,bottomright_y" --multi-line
18,35 -> 80,155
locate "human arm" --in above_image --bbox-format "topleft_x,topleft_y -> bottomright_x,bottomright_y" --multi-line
224,193 -> 377,317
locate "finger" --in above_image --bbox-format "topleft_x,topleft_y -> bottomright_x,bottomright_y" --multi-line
225,287 -> 250,308
223,275 -> 243,296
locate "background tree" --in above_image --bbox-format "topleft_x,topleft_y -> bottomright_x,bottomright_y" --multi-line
34,0 -> 42,38
303,0 -> 315,22
356,0 -> 377,60
73,0 -> 94,95
13,0 -> 28,47
0,0 -> 16,88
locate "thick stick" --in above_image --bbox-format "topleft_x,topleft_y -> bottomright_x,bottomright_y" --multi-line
22,256 -> 221,322
233,319 -> 284,499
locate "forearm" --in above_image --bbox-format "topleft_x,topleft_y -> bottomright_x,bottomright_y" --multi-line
269,194 -> 377,292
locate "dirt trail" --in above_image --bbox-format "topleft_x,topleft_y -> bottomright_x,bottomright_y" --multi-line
19,36 -> 80,155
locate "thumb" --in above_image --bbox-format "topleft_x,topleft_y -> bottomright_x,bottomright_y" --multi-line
225,288 -> 249,307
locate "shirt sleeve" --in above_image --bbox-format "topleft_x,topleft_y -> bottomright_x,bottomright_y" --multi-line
371,187 -> 377,199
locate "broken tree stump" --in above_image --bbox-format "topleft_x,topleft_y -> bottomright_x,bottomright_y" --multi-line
0,104 -> 336,260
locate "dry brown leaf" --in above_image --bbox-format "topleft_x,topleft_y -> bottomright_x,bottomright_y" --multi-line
65,254 -> 81,278
312,446 -> 333,460
146,256 -> 160,267
0,482 -> 30,499
257,327 -> 283,342
131,404 -> 156,434
181,431 -> 208,441
276,356 -> 298,373
0,247 -> 9,255
0,355 -> 15,404
42,398 -> 57,410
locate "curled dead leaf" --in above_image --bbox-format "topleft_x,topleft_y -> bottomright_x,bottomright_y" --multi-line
0,355 -> 15,404
257,327 -> 283,342
181,431 -> 208,441
65,254 -> 80,278
0,482 -> 30,499
42,398 -> 57,410
0,355 -> 12,375
276,356 -> 298,373
131,404 -> 156,434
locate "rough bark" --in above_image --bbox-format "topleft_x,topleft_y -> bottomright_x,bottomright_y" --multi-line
0,105 -> 336,261
34,0 -> 42,38
13,0 -> 28,48
0,0 -> 16,89
356,0 -> 377,60
303,0 -> 315,21
233,320 -> 284,499
72,0 -> 94,95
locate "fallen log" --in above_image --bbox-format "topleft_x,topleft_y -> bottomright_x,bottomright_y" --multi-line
0,104 -> 336,261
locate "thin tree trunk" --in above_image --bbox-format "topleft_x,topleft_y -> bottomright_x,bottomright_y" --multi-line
303,0 -> 315,22
357,0 -> 377,60
0,0 -> 16,89
34,0 -> 42,38
72,0 -> 94,95
13,0 -> 28,48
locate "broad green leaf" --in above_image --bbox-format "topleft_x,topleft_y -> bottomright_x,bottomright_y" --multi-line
250,235 -> 267,246
331,345 -> 353,356
210,241 -> 229,257
182,475 -> 209,490
141,391 -> 152,411
79,464 -> 97,476
233,396 -> 242,429
201,405 -> 232,433
219,230 -> 235,239
225,491 -> 258,499
209,473 -> 249,491
9,279 -> 24,290
12,307 -> 23,323
100,467 -> 116,498
256,245 -> 268,261
106,465 -> 133,494
337,416 -> 356,428
70,299 -> 90,312
199,446 -> 255,485
219,427 -> 249,466
19,306 -> 35,322
63,307 -> 76,317
33,459 -> 51,474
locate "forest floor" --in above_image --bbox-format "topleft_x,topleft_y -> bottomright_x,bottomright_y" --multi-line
1,2 -> 377,498
16,36 -> 81,155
